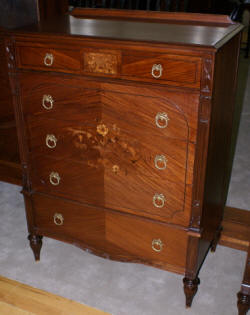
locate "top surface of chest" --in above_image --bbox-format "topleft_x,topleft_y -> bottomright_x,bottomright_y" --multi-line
12,8 -> 242,48
15,9 -> 242,49
11,9 -> 243,93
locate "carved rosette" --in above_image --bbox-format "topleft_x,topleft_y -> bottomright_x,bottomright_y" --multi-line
5,39 -> 16,74
201,57 -> 213,95
189,57 -> 214,234
4,38 -> 18,95
189,201 -> 201,231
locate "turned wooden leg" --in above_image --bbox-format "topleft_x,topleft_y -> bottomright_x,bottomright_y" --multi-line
237,292 -> 250,315
183,277 -> 200,308
211,226 -> 223,252
28,234 -> 43,261
237,246 -> 250,314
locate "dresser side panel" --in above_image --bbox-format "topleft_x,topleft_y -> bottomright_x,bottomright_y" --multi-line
201,33 -> 242,242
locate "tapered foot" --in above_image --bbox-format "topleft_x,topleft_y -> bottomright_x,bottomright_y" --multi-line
237,292 -> 250,315
211,226 -> 223,252
183,277 -> 200,308
28,234 -> 43,261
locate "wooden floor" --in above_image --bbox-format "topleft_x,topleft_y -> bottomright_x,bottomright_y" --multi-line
0,276 -> 110,315
220,206 -> 250,252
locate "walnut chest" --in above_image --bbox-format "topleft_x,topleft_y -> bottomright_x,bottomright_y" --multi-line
6,8 -> 243,308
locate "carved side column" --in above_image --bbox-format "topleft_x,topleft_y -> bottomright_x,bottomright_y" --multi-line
6,36 -> 44,262
183,55 -> 214,308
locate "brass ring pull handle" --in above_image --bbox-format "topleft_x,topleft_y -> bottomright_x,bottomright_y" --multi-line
44,53 -> 54,66
152,64 -> 163,79
153,193 -> 165,208
42,95 -> 54,110
155,112 -> 169,129
154,155 -> 167,170
46,134 -> 57,149
49,172 -> 61,186
152,239 -> 164,252
53,213 -> 64,226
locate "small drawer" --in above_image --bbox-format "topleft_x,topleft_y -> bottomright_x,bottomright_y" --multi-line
17,46 -> 81,73
32,194 -> 188,271
122,53 -> 201,88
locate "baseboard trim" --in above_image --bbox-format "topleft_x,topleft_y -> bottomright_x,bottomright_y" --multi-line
220,206 -> 250,251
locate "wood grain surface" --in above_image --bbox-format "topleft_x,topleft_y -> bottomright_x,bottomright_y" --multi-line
220,207 -> 250,251
0,275 -> 110,315
20,75 -> 193,141
16,42 -> 201,88
8,9 -> 244,308
122,52 -> 201,88
70,8 -> 234,25
30,155 -> 186,224
27,118 -> 188,183
32,193 -> 187,273
17,46 -> 81,73
201,35 -> 242,243
18,72 -> 198,226
13,13 -> 243,49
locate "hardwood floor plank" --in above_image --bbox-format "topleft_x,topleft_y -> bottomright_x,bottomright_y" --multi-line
0,301 -> 34,314
0,276 -> 110,315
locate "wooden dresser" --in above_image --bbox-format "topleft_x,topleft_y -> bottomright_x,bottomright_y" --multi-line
6,9 -> 243,308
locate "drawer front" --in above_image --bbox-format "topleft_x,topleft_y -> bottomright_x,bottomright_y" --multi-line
105,211 -> 188,270
122,53 -> 201,88
33,194 -> 106,248
20,74 -> 197,225
32,193 -> 188,271
30,156 -> 185,224
21,75 -> 191,141
27,118 -> 188,184
21,79 -> 101,122
16,42 -> 200,88
17,46 -> 81,73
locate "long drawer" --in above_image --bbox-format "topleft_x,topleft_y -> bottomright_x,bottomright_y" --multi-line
26,117 -> 188,184
20,76 -> 191,141
30,155 -> 186,224
16,42 -> 201,89
32,193 -> 188,273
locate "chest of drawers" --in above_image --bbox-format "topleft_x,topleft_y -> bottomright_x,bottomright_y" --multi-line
6,9 -> 243,308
